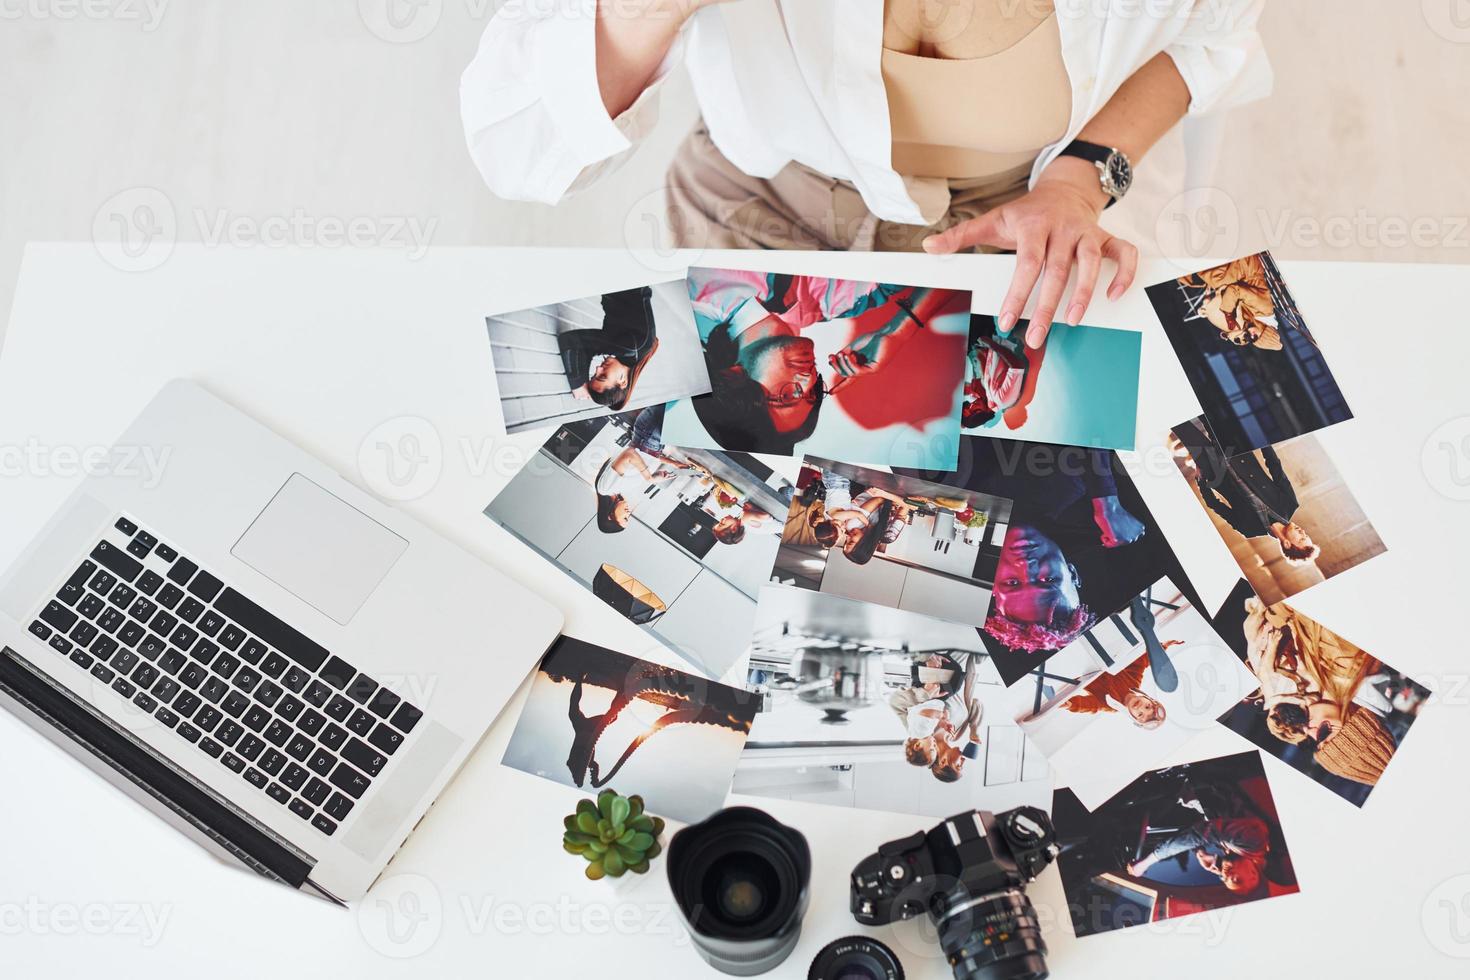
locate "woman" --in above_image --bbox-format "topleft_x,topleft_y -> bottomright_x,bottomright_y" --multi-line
592,405 -> 707,532
462,1 -> 1270,348
559,286 -> 661,410
1062,652 -> 1167,730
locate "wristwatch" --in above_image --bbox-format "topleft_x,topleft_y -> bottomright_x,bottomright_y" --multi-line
1058,140 -> 1133,208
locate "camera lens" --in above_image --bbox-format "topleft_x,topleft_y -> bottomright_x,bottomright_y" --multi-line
808,937 -> 905,980
668,807 -> 812,977
936,888 -> 1048,980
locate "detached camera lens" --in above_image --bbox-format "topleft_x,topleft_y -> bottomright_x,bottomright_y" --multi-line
808,937 -> 905,980
668,807 -> 812,977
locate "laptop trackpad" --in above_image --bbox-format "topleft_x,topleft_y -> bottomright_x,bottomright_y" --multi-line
233,474 -> 408,625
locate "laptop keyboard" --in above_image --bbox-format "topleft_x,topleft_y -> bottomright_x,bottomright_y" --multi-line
25,515 -> 425,839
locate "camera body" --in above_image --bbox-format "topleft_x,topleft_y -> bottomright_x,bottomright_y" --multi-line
851,807 -> 1059,980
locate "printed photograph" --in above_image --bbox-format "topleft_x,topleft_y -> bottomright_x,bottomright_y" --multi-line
487,281 -> 712,433
731,586 -> 1051,819
962,315 -> 1141,451
1169,416 -> 1386,605
659,268 -> 974,469
898,437 -> 1205,688
484,406 -> 792,679
1212,579 -> 1430,806
1054,751 -> 1301,938
1011,577 -> 1256,810
772,457 -> 1013,627
502,637 -> 758,824
1146,251 -> 1353,453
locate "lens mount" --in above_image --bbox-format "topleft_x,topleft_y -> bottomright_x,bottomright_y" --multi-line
936,887 -> 1048,980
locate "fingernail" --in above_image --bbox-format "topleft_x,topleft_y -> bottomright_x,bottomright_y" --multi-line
998,310 -> 1017,333
1026,326 -> 1044,349
1065,304 -> 1084,325
922,236 -> 939,253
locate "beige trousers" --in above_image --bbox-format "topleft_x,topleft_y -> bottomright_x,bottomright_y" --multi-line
664,124 -> 1032,252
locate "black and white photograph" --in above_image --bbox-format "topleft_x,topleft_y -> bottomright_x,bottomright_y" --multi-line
502,637 -> 758,824
731,586 -> 1051,818
1212,579 -> 1430,807
898,437 -> 1204,687
1011,577 -> 1256,810
772,457 -> 1012,627
487,281 -> 712,433
484,406 -> 792,678
1054,752 -> 1301,938
1146,251 -> 1353,453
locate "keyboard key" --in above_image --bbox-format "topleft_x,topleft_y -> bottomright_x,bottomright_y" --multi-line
303,778 -> 332,806
213,653 -> 240,680
342,739 -> 387,777
156,583 -> 184,609
132,691 -> 158,713
242,705 -> 272,732
108,583 -> 138,608
222,691 -> 251,718
303,680 -> 333,708
138,634 -> 168,661
200,676 -> 229,704
345,674 -> 378,706
275,695 -> 305,724
176,722 -> 201,743
40,601 -> 79,634
78,594 -> 106,620
323,792 -> 355,821
328,763 -> 371,800
150,610 -> 178,637
324,696 -> 353,722
237,735 -> 266,762
197,611 -> 225,638
132,663 -> 160,689
214,589 -> 329,673
320,656 -> 354,689
235,668 -> 262,694
281,666 -> 311,695
152,677 -> 182,702
260,750 -> 287,776
221,752 -> 246,773
256,680 -> 283,708
368,724 -> 404,755
263,719 -> 292,747
70,649 -> 95,670
191,639 -> 220,667
216,720 -> 244,747
59,561 -> 98,605
118,619 -> 146,648
173,692 -> 202,718
158,649 -> 186,675
286,733 -> 314,762
126,537 -> 153,559
346,709 -> 376,738
97,608 -> 125,635
89,663 -> 115,684
128,597 -> 158,622
155,707 -> 179,728
135,530 -> 158,550
288,798 -> 314,820
239,639 -> 267,665
318,724 -> 348,752
188,571 -> 223,603
28,620 -> 53,642
177,597 -> 204,624
219,625 -> 247,652
367,687 -> 402,719
311,815 -> 337,836
168,556 -> 199,586
49,635 -> 73,656
89,570 -> 118,595
179,662 -> 207,689
155,543 -> 178,562
281,763 -> 309,791
69,621 -> 99,647
115,517 -> 139,536
111,648 -> 137,675
306,748 -> 336,776
242,767 -> 268,789
298,709 -> 327,737
136,570 -> 164,596
260,652 -> 288,680
194,706 -> 223,732
111,677 -> 137,699
265,782 -> 291,805
198,737 -> 223,759
91,541 -> 141,582
168,623 -> 197,650
89,634 -> 119,662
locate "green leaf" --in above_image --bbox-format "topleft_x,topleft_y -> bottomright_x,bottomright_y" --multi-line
585,861 -> 605,881
644,841 -> 662,861
615,843 -> 643,863
597,790 -> 617,821
603,849 -> 625,877
578,799 -> 599,818
617,828 -> 637,846
627,832 -> 655,852
628,796 -> 645,820
587,839 -> 608,855
650,817 -> 666,837
563,840 -> 587,855
629,814 -> 655,833
627,859 -> 650,875
576,811 -> 599,835
564,815 -> 579,833
609,795 -> 631,828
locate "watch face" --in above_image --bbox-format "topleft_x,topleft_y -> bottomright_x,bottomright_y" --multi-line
1103,151 -> 1133,198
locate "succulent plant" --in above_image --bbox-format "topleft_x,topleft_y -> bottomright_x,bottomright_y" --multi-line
562,789 -> 665,880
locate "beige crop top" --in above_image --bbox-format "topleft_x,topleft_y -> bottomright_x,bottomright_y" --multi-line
883,0 -> 1073,180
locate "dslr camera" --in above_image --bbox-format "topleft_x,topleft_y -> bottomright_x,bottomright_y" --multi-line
850,807 -> 1059,980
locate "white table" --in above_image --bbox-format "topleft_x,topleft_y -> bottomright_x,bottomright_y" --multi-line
2,245 -> 1468,979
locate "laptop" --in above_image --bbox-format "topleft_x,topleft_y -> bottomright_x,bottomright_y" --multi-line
0,380 -> 563,903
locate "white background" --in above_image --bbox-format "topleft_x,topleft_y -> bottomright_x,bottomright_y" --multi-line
2,245 -> 1469,978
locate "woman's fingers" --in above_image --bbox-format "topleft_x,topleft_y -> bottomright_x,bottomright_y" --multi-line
999,229 -> 1047,334
1103,235 -> 1139,300
921,209 -> 1008,255
1067,235 -> 1104,327
1024,234 -> 1078,349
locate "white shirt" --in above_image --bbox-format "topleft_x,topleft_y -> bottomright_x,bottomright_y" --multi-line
594,449 -> 669,499
461,0 -> 1271,225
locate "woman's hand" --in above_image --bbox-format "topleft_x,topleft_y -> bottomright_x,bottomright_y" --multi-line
1092,495 -> 1146,548
922,157 -> 1139,349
